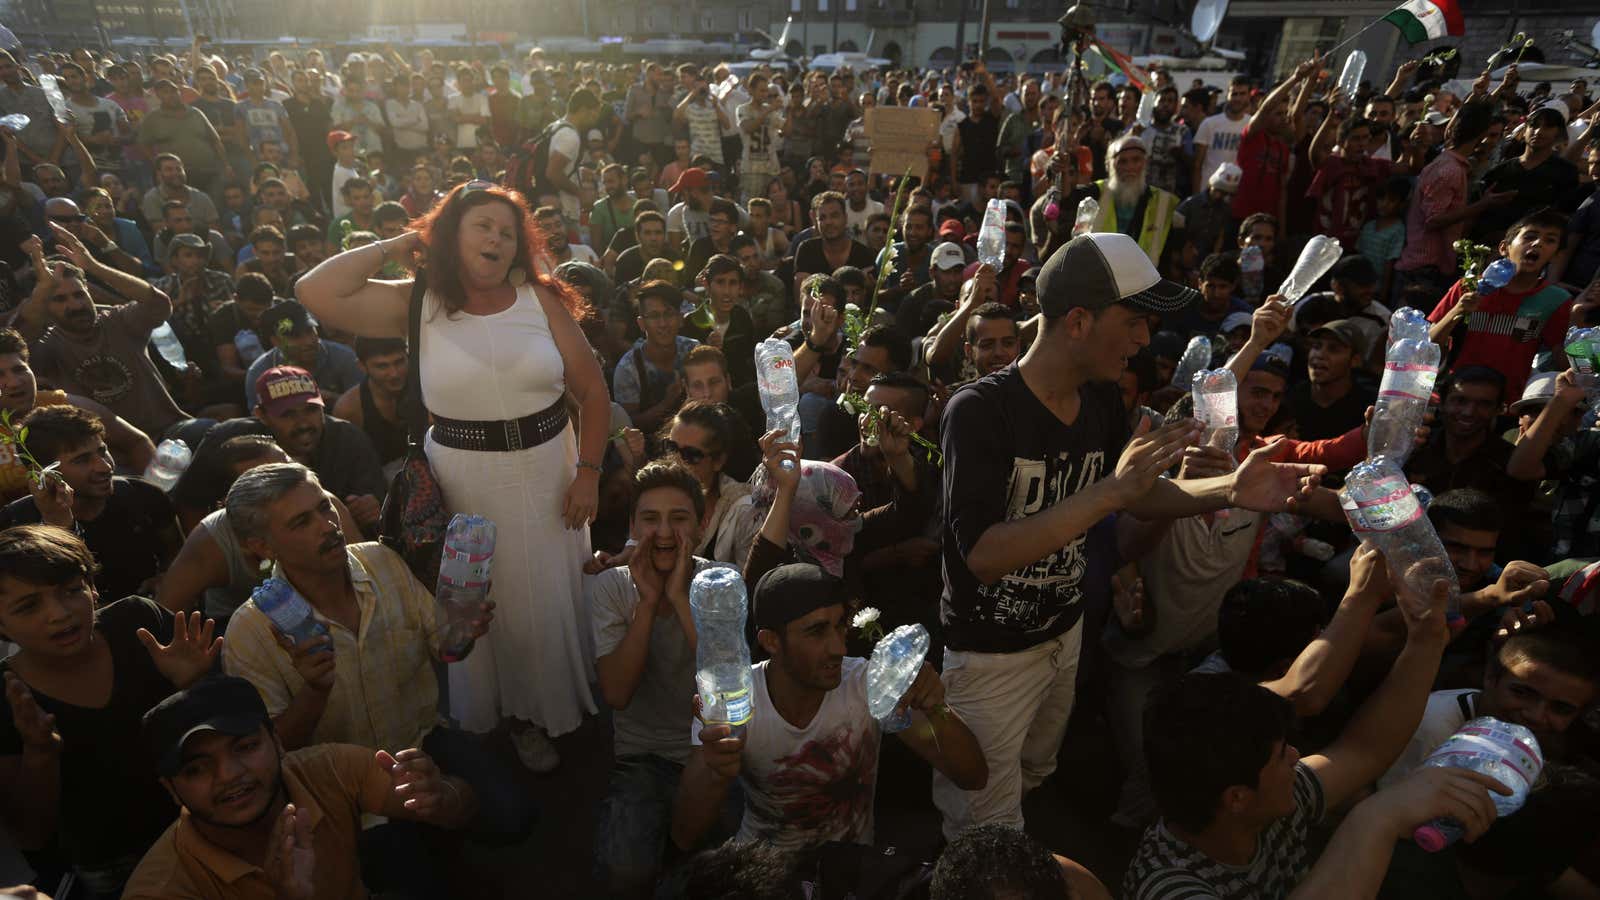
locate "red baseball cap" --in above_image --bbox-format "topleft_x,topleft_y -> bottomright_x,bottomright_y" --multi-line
254,366 -> 323,416
938,220 -> 966,241
668,167 -> 710,193
326,129 -> 356,153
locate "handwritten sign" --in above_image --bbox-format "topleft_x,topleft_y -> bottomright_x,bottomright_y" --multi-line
864,107 -> 940,182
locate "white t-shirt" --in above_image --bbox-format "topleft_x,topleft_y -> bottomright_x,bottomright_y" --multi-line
448,91 -> 491,150
845,198 -> 885,240
547,120 -> 583,224
1194,111 -> 1249,185
667,201 -> 710,244
330,161 -> 363,221
1377,689 -> 1480,790
693,656 -> 882,851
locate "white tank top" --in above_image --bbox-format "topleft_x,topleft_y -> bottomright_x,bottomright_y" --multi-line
418,283 -> 567,421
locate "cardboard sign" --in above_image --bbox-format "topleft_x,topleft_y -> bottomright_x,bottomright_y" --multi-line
865,106 -> 940,181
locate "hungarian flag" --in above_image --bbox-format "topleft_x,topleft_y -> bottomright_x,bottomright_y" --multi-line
1382,0 -> 1465,44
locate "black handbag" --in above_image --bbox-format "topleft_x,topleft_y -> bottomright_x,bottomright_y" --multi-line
377,272 -> 449,589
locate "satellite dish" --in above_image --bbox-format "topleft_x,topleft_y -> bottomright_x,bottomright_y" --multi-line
1190,0 -> 1230,44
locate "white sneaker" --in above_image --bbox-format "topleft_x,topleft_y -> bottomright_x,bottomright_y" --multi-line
511,726 -> 560,773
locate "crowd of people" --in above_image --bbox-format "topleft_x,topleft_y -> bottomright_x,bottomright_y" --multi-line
0,28 -> 1597,900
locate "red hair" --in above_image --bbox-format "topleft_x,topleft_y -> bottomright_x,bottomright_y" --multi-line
412,182 -> 593,323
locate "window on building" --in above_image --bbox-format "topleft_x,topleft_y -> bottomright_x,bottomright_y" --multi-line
846,0 -> 858,10
817,0 -> 828,11
791,0 -> 802,10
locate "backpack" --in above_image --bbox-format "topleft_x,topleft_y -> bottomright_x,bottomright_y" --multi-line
506,120 -> 576,198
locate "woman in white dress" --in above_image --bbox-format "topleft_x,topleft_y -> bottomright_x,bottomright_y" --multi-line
294,181 -> 608,771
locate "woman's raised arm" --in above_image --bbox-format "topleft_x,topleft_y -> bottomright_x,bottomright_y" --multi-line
294,233 -> 417,338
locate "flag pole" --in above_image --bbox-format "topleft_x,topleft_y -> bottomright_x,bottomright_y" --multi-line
1324,5 -> 1403,58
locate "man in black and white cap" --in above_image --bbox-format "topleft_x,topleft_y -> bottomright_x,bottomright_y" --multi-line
932,231 -> 1326,841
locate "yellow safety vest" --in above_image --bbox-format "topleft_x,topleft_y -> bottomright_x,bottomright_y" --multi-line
1094,181 -> 1177,265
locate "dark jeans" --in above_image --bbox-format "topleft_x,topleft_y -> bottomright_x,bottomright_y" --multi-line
596,753 -> 744,898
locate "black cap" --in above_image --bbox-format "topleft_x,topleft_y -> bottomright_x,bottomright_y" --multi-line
1330,254 -> 1378,287
1036,233 -> 1199,318
259,300 -> 317,339
143,676 -> 271,776
753,563 -> 851,632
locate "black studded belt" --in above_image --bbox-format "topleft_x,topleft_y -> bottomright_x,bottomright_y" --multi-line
429,397 -> 569,452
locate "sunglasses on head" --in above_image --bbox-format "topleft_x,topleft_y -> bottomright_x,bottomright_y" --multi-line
660,439 -> 708,465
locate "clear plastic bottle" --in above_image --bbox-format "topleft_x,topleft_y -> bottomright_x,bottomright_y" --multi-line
690,566 -> 755,736
754,339 -> 802,471
1277,234 -> 1344,303
865,623 -> 930,733
1170,335 -> 1212,389
1477,258 -> 1516,295
1340,458 -> 1462,627
1565,326 -> 1600,393
142,438 -> 191,492
1368,336 -> 1442,466
1191,369 -> 1239,457
234,328 -> 266,366
1389,306 -> 1432,346
1413,717 -> 1544,852
151,322 -> 188,369
1337,50 -> 1368,99
1072,196 -> 1100,237
1238,245 -> 1264,305
251,578 -> 332,652
436,513 -> 496,662
1134,89 -> 1156,127
977,198 -> 1006,270
0,113 -> 29,133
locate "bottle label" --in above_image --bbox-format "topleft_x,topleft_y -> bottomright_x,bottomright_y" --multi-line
1343,475 -> 1423,532
705,688 -> 753,727
441,546 -> 492,588
1378,361 -> 1438,401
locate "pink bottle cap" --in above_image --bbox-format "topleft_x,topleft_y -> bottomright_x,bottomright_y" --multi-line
1413,824 -> 1447,853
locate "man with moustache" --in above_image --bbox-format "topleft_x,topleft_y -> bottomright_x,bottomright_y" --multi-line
1065,135 -> 1181,267
1139,86 -> 1191,196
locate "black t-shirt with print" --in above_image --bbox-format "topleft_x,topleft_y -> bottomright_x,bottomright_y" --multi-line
0,477 -> 174,601
1284,377 -> 1376,443
793,237 -> 877,281
940,366 -> 1130,653
0,597 -> 185,868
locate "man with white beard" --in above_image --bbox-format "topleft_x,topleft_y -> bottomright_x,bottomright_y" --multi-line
1064,134 -> 1181,268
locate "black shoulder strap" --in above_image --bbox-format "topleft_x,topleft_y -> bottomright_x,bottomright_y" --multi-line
401,274 -> 429,446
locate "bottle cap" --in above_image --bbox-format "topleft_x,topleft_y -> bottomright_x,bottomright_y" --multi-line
1413,824 -> 1447,853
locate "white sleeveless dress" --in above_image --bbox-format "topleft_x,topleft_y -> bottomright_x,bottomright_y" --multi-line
420,283 -> 597,736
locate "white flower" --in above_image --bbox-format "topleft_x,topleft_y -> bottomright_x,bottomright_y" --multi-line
852,607 -> 881,630
844,302 -> 862,314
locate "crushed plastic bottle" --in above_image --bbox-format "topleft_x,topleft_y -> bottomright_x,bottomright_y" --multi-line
0,113 -> 29,133
1389,307 -> 1432,346
754,339 -> 801,471
690,566 -> 755,737
1277,234 -> 1344,303
1477,258 -> 1516,295
1340,458 -> 1462,628
142,438 -> 191,492
1134,89 -> 1156,127
1337,50 -> 1368,99
865,623 -> 930,733
1368,335 -> 1442,466
1170,335 -> 1212,389
1566,326 -> 1600,394
151,322 -> 188,369
436,514 -> 496,662
1238,245 -> 1265,305
251,578 -> 332,652
1191,369 -> 1239,457
1414,718 -> 1543,852
1071,196 -> 1099,237
977,198 -> 1007,270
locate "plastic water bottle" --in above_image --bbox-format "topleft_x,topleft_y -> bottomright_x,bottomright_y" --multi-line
1277,234 -> 1343,303
1238,245 -> 1264,305
1191,369 -> 1239,456
1477,258 -> 1516,295
1337,50 -> 1368,99
1072,196 -> 1099,237
1368,335 -> 1441,466
234,328 -> 265,366
142,438 -> 191,491
689,566 -> 755,737
866,623 -> 930,733
1565,326 -> 1600,394
1340,458 -> 1462,628
1389,306 -> 1431,346
150,322 -> 188,369
0,113 -> 28,133
1412,483 -> 1434,510
436,514 -> 496,662
977,198 -> 1006,271
1135,90 -> 1156,128
251,578 -> 332,652
1413,718 -> 1544,852
754,338 -> 801,471
1170,335 -> 1212,389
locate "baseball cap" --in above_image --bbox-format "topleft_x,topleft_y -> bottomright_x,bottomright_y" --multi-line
1220,311 -> 1254,334
937,219 -> 966,241
1035,233 -> 1199,317
1108,133 -> 1149,158
1308,319 -> 1370,360
326,129 -> 356,153
143,675 -> 271,776
1330,255 -> 1378,287
931,241 -> 966,271
254,365 -> 323,416
753,563 -> 852,632
1512,371 -> 1559,413
258,300 -> 318,340
166,231 -> 209,263
586,128 -> 604,142
1422,110 -> 1450,127
1251,342 -> 1294,378
1209,162 -> 1243,194
669,167 -> 710,193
